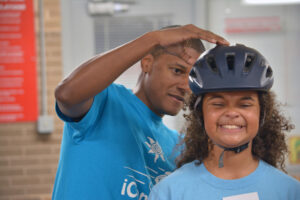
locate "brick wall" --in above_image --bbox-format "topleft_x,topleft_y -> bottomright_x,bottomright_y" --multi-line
0,0 -> 63,199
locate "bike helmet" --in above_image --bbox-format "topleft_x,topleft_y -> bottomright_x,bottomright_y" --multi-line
189,44 -> 274,95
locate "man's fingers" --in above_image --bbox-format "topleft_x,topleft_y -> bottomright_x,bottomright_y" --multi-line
177,46 -> 198,65
197,30 -> 229,45
162,44 -> 194,65
178,51 -> 193,65
157,24 -> 230,64
157,24 -> 229,48
183,24 -> 230,45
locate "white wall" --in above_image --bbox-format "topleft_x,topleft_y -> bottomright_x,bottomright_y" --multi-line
60,0 -> 95,78
60,0 -> 208,76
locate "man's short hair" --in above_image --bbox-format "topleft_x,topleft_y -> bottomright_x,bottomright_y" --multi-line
150,25 -> 205,58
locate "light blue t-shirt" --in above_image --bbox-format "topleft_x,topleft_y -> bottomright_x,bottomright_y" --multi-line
52,84 -> 180,200
149,160 -> 300,200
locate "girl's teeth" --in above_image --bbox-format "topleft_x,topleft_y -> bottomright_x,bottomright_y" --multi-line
222,125 -> 240,129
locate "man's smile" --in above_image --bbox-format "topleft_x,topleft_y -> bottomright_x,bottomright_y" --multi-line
168,94 -> 184,102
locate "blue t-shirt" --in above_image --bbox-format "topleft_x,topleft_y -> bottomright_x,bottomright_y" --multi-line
149,160 -> 300,200
52,84 -> 180,199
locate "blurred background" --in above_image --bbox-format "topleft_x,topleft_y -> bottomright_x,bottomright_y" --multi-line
0,0 -> 299,199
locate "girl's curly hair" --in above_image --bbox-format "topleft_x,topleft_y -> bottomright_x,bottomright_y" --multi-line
176,91 -> 294,172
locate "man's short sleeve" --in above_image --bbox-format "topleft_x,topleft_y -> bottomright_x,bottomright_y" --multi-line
55,86 -> 109,136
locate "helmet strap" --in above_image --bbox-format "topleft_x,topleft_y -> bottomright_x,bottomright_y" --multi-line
215,142 -> 249,168
194,95 -> 202,111
259,109 -> 266,128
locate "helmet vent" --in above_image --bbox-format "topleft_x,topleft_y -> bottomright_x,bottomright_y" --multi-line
226,54 -> 235,71
190,68 -> 197,78
266,66 -> 273,78
206,55 -> 218,73
244,54 -> 255,73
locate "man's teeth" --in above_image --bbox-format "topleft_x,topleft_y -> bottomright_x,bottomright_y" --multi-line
221,125 -> 241,129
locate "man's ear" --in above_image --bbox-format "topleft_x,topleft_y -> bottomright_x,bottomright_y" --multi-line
141,54 -> 154,73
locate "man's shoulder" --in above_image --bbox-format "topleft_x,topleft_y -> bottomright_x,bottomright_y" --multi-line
94,83 -> 133,103
107,83 -> 130,93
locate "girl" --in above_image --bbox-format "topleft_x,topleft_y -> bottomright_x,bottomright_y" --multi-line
149,44 -> 300,200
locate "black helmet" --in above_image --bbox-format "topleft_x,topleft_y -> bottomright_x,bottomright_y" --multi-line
189,44 -> 274,95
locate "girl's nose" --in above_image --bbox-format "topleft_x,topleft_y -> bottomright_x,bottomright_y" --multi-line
224,110 -> 240,119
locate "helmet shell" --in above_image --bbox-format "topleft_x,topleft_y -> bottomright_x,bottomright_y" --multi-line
189,44 -> 274,95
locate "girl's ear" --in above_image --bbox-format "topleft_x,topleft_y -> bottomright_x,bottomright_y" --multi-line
141,54 -> 154,73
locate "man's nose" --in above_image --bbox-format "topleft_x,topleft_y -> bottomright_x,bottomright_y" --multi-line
178,77 -> 191,94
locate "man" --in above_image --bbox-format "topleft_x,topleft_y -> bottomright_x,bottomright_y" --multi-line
52,24 -> 229,199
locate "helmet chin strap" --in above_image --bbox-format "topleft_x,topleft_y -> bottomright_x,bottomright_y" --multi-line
215,142 -> 249,168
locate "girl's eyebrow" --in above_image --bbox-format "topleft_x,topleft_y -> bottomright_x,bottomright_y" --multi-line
206,94 -> 256,101
207,95 -> 224,101
240,96 -> 255,101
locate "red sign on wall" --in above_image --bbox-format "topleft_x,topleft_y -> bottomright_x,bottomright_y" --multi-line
225,16 -> 281,34
0,0 -> 38,122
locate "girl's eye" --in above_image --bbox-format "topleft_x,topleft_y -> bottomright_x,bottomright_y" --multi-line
212,103 -> 224,107
239,101 -> 253,107
240,104 -> 252,108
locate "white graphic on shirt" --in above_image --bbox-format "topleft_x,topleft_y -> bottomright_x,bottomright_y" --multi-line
121,166 -> 172,199
144,137 -> 165,163
124,167 -> 149,186
145,166 -> 171,184
121,178 -> 147,199
223,192 -> 259,200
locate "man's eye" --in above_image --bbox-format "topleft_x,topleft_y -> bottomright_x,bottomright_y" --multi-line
172,68 -> 183,74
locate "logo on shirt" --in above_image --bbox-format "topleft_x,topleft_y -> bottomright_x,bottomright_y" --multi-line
145,137 -> 165,163
121,166 -> 171,199
120,136 -> 173,199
